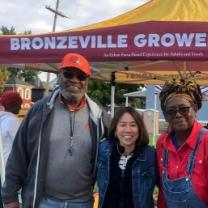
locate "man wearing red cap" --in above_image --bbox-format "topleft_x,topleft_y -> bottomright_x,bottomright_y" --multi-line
2,53 -> 109,208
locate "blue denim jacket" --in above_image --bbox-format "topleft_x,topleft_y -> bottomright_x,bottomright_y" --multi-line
97,139 -> 157,208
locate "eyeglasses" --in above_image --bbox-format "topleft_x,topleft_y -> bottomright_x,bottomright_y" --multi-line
62,71 -> 88,81
164,106 -> 192,117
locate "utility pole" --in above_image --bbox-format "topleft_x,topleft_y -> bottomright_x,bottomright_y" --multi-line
45,0 -> 69,95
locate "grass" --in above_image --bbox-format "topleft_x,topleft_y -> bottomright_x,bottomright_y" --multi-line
149,133 -> 159,146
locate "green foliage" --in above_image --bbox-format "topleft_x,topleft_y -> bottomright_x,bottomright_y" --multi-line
88,79 -> 142,107
0,68 -> 10,94
8,68 -> 39,83
88,80 -> 111,106
0,26 -> 16,35
114,83 -> 144,107
129,97 -> 146,109
23,30 -> 32,35
21,70 -> 39,83
0,25 -> 31,35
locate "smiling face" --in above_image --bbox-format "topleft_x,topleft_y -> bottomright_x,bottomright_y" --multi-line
115,112 -> 139,152
59,68 -> 89,104
164,95 -> 197,132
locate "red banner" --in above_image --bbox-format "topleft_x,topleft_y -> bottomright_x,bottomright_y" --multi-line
1,21 -> 208,64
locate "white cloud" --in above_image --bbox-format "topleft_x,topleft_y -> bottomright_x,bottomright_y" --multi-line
0,0 -> 149,34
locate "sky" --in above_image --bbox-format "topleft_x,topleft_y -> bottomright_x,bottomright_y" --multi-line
0,0 -> 149,80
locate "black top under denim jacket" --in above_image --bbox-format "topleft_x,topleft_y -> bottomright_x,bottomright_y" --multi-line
102,142 -> 139,208
97,139 -> 157,208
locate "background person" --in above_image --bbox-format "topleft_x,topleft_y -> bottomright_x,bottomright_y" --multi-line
0,91 -> 22,208
2,53 -> 109,208
97,107 -> 157,208
157,79 -> 208,208
0,91 -> 22,164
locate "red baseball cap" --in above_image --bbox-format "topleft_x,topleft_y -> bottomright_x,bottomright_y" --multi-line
60,53 -> 91,76
0,91 -> 22,108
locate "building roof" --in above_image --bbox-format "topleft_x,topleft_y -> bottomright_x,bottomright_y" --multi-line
123,90 -> 146,98
5,77 -> 33,86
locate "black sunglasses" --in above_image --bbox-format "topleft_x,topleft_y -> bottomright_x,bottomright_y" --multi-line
62,71 -> 88,81
165,106 -> 192,117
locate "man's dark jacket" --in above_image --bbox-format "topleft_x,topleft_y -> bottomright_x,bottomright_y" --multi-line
2,89 -> 109,208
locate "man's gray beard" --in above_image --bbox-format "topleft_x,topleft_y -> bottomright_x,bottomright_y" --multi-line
60,88 -> 84,103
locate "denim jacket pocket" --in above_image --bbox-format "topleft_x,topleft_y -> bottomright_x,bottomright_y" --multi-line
133,166 -> 156,208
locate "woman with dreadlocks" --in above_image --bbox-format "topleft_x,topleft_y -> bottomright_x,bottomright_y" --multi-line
156,79 -> 208,208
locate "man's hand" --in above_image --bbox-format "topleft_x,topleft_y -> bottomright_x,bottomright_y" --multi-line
4,202 -> 20,208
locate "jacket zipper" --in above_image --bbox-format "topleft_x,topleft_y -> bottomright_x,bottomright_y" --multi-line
121,168 -> 125,207
132,160 -> 139,208
120,156 -> 128,208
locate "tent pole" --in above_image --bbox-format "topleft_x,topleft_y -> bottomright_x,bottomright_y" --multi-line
154,93 -> 157,110
110,72 -> 116,118
153,93 -> 157,146
125,96 -> 129,107
111,85 -> 115,118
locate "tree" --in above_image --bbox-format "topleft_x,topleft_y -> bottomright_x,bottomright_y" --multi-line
8,68 -> 39,83
88,79 -> 142,107
0,26 -> 31,35
0,26 -> 16,35
23,30 -> 32,35
88,80 -> 111,106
